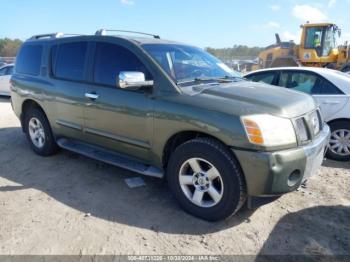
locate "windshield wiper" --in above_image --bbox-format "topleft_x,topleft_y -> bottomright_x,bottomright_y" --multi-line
216,75 -> 244,81
177,76 -> 241,86
176,77 -> 216,85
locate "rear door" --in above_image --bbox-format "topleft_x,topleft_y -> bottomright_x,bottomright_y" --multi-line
50,40 -> 90,139
278,70 -> 348,120
311,77 -> 348,121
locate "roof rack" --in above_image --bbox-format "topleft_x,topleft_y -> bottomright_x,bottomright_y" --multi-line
29,33 -> 82,40
95,29 -> 160,39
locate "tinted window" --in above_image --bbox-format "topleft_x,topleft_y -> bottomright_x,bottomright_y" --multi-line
279,72 -> 317,94
53,42 -> 87,81
16,45 -> 43,75
94,42 -> 152,86
248,72 -> 275,85
312,79 -> 343,95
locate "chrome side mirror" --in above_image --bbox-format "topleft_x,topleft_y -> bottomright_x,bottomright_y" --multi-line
118,71 -> 153,90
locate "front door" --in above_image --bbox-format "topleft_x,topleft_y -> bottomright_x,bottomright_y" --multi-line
84,41 -> 154,162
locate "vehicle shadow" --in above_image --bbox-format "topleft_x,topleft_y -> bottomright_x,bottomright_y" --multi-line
0,126 -> 255,235
322,159 -> 350,169
256,205 -> 350,259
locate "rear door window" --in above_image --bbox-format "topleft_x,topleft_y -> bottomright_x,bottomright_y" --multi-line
247,72 -> 276,85
53,42 -> 88,81
16,45 -> 43,76
312,78 -> 344,95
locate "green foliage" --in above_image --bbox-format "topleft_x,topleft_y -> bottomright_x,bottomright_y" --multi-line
0,38 -> 23,57
205,45 -> 264,59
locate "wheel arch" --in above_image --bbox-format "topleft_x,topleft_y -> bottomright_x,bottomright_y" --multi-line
327,118 -> 350,126
20,99 -> 47,132
162,130 -> 240,172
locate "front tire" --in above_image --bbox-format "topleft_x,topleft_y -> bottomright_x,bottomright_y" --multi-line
326,121 -> 350,161
167,138 -> 246,221
24,107 -> 59,156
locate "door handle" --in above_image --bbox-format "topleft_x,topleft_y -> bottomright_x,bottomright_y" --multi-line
322,101 -> 340,105
85,92 -> 99,100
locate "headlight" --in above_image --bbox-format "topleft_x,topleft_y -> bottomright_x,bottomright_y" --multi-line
295,118 -> 309,142
241,114 -> 297,147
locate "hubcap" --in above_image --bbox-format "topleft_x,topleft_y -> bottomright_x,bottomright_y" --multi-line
179,158 -> 224,208
329,129 -> 350,156
28,117 -> 45,148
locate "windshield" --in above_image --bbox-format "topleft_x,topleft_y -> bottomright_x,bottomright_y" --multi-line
142,44 -> 242,84
323,27 -> 338,56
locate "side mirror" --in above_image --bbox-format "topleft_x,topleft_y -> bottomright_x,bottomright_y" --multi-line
118,71 -> 153,90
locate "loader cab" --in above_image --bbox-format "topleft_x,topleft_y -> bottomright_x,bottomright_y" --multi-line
302,23 -> 341,58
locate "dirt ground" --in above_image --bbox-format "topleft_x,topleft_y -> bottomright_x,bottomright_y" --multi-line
0,96 -> 349,256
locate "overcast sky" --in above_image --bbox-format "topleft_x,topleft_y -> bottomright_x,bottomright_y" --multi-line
1,0 -> 350,48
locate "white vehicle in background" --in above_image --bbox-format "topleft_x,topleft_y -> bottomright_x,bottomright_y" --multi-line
0,64 -> 14,96
245,67 -> 350,161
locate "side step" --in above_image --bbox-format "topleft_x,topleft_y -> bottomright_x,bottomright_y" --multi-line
57,138 -> 164,179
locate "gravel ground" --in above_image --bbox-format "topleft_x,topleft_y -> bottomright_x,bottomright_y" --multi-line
0,96 -> 349,256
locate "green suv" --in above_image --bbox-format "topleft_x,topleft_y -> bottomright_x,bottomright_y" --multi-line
11,30 -> 330,221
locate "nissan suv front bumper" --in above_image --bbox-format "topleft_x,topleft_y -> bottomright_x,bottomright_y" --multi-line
233,124 -> 330,197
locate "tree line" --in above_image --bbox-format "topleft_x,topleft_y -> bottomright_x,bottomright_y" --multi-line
0,38 -> 264,60
205,45 -> 264,59
0,38 -> 23,57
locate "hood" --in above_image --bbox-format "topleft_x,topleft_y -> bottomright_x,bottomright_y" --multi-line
183,80 -> 316,118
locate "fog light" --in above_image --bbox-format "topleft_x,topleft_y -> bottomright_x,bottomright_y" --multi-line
288,170 -> 301,187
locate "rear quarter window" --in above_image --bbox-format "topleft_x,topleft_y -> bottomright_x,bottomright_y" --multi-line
16,45 -> 43,76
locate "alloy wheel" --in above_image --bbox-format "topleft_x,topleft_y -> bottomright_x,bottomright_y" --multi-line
179,157 -> 224,208
329,129 -> 350,156
28,117 -> 46,148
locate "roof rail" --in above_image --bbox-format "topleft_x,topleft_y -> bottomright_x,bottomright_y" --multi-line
29,33 -> 82,40
95,29 -> 160,39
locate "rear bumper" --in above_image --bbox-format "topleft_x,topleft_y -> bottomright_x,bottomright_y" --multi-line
233,124 -> 330,197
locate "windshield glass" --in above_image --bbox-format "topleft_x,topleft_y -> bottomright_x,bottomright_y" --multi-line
142,44 -> 242,84
323,27 -> 338,56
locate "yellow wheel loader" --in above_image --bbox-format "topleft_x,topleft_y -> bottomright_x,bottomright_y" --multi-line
255,23 -> 350,73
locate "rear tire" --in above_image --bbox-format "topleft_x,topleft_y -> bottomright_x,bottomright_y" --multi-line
24,107 -> 59,156
167,138 -> 246,221
326,121 -> 350,162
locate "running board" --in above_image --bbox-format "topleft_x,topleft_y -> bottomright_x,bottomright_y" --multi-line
57,138 -> 164,179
